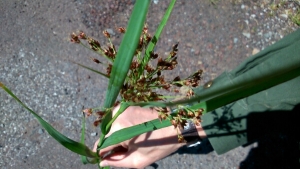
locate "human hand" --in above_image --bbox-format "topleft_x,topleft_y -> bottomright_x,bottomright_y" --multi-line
93,106 -> 186,168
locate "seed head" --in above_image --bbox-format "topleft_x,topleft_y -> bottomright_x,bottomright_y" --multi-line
70,33 -> 80,43
103,30 -> 110,38
91,58 -> 101,64
78,31 -> 87,39
93,119 -> 102,127
117,27 -> 126,33
178,134 -> 186,143
83,108 -> 92,117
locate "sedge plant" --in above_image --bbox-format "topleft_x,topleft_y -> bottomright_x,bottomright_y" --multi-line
1,0 -> 300,169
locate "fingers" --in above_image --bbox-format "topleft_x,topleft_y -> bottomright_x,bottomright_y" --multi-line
100,151 -> 148,168
93,139 -> 100,152
100,146 -> 156,169
94,139 -> 129,159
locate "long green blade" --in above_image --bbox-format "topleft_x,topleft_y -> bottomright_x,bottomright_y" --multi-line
139,0 -> 177,75
75,62 -> 109,78
100,0 -> 151,139
103,0 -> 150,108
0,82 -> 97,158
100,118 -> 172,149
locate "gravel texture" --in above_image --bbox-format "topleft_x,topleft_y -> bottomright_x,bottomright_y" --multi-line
0,0 -> 298,169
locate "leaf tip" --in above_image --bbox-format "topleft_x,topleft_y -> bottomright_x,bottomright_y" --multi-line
0,82 -> 4,88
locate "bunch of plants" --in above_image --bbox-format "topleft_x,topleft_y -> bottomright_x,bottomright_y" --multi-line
1,1 -> 300,169
71,24 -> 203,143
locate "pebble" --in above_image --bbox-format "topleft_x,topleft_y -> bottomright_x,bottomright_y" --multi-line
186,42 -> 193,48
242,32 -> 251,38
38,129 -> 44,134
264,32 -> 273,39
250,14 -> 256,19
0,124 -> 4,127
106,29 -> 115,36
153,0 -> 159,4
252,48 -> 260,55
233,38 -> 238,44
91,132 -> 97,136
279,14 -> 288,19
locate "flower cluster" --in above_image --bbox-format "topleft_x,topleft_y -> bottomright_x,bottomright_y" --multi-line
156,106 -> 204,143
70,27 -> 126,66
82,108 -> 106,127
71,25 -> 204,141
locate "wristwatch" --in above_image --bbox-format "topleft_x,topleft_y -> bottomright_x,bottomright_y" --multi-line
181,119 -> 202,147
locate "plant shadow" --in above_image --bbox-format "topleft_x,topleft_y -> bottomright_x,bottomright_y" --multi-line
170,103 -> 300,168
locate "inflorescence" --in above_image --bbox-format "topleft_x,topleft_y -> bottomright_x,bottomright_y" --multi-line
71,25 -> 204,143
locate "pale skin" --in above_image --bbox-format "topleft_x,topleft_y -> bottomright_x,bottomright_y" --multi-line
93,106 -> 207,168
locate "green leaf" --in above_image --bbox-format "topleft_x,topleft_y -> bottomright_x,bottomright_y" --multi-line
104,102 -> 131,133
100,118 -> 172,149
99,101 -> 207,149
99,0 -> 151,145
0,82 -> 98,158
139,0 -> 177,75
80,114 -> 88,164
103,0 -> 150,109
74,62 -> 109,78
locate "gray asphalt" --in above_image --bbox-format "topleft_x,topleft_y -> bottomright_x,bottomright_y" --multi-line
0,0 -> 298,169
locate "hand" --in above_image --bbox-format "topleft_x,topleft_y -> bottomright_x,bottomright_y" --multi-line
93,106 -> 186,168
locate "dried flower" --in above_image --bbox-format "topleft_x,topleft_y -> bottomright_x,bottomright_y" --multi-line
70,33 -> 80,43
83,108 -> 92,117
91,58 -> 101,64
103,30 -> 110,38
106,64 -> 112,76
78,31 -> 87,39
117,27 -> 126,33
93,118 -> 102,127
178,134 -> 186,143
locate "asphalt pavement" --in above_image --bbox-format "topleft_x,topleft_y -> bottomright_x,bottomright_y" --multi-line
0,0 -> 298,169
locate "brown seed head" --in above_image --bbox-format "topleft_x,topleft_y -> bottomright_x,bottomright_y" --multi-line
70,33 -> 80,43
150,52 -> 158,59
93,119 -> 102,127
91,58 -> 101,64
173,43 -> 179,52
95,111 -> 105,116
178,134 -> 186,143
143,25 -> 148,34
173,76 -> 181,82
170,51 -> 177,57
188,111 -> 195,117
117,27 -> 126,33
172,122 -> 177,128
157,70 -> 161,76
107,64 -> 112,76
103,30 -> 110,38
83,108 -> 92,117
78,31 -> 87,39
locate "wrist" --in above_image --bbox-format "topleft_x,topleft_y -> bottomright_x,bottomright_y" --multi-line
196,123 -> 207,139
180,119 -> 206,147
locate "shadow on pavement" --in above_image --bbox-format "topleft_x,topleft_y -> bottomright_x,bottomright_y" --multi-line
173,104 -> 300,168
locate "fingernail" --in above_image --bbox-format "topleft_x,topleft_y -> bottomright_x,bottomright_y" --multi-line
100,160 -> 108,167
